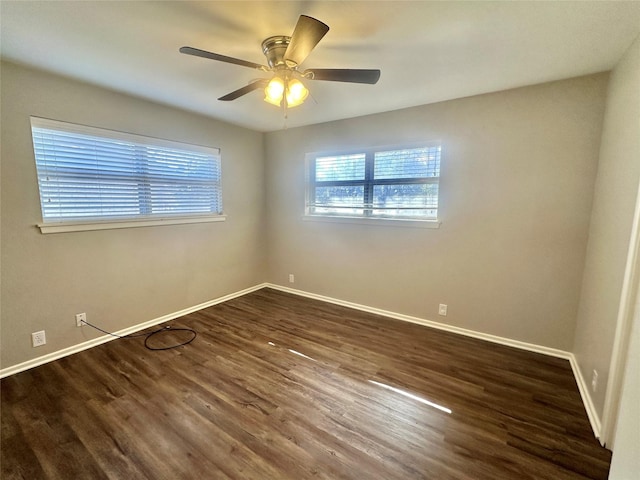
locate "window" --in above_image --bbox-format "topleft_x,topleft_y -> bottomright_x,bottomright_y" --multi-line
30,117 -> 223,233
306,145 -> 441,223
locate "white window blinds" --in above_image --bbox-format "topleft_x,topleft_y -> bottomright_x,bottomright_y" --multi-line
30,117 -> 222,224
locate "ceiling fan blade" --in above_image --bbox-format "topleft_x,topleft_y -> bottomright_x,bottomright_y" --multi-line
218,79 -> 268,101
180,46 -> 267,70
305,69 -> 381,84
283,15 -> 329,66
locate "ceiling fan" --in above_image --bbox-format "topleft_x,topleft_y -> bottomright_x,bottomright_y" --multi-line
179,15 -> 381,109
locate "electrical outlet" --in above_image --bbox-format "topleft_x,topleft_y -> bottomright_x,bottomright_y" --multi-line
32,330 -> 46,347
289,274 -> 295,283
438,304 -> 448,316
591,369 -> 599,393
76,312 -> 86,327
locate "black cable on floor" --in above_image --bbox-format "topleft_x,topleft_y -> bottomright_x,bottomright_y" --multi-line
81,319 -> 197,350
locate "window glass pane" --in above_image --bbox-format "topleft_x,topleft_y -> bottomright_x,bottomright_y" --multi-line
374,146 -> 440,180
315,154 -> 366,181
313,185 -> 364,215
372,184 -> 438,218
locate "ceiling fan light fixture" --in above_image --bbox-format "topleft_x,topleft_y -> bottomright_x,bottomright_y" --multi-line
264,76 -> 309,108
264,76 -> 285,106
286,78 -> 309,107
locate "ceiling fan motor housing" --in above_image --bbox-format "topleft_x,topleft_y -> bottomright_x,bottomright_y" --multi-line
262,36 -> 292,69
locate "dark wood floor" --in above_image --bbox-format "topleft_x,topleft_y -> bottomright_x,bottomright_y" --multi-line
2,288 -> 611,479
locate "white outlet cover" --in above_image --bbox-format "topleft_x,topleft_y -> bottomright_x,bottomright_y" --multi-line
31,330 -> 46,347
438,304 -> 448,316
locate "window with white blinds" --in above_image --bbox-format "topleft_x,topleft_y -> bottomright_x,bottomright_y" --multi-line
306,145 -> 441,221
30,117 -> 223,229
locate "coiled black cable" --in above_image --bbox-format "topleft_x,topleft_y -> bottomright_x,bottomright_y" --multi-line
80,319 -> 197,350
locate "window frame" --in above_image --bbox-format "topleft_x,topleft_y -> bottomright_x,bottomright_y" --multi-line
30,117 -> 225,234
304,143 -> 442,228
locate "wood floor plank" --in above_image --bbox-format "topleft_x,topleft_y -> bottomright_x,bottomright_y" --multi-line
1,288 -> 611,479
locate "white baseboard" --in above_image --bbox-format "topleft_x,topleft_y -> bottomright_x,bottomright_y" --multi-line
265,283 -> 603,440
0,283 -> 268,379
568,355 -> 603,441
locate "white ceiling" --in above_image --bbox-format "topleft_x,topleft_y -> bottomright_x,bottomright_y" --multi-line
2,1 -> 639,132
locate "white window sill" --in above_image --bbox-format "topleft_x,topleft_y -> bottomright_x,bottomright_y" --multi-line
302,215 -> 441,229
37,215 -> 227,234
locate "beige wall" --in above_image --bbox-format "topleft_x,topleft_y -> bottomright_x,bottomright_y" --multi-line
0,61 -> 266,369
265,74 -> 608,351
573,37 -> 640,421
